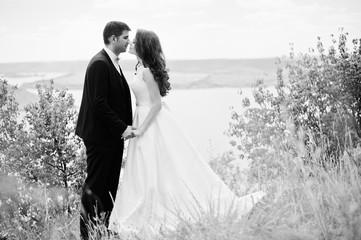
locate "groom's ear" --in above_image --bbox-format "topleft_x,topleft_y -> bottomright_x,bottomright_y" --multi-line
112,35 -> 118,43
108,35 -> 115,44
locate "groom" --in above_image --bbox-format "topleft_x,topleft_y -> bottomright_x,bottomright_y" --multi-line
75,21 -> 134,239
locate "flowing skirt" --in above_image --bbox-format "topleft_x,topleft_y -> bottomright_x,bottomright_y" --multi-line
109,103 -> 265,236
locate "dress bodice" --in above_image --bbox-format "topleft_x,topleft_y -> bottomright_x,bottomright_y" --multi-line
128,67 -> 152,106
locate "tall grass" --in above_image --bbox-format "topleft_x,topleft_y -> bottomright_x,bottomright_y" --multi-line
158,134 -> 361,240
1,135 -> 361,240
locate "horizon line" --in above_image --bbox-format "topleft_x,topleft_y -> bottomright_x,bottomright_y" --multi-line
0,56 -> 289,64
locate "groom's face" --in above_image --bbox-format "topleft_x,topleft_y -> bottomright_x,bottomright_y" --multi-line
115,30 -> 130,54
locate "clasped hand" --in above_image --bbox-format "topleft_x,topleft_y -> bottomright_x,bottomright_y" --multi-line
122,126 -> 142,140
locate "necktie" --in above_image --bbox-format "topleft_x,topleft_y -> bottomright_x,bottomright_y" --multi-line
115,57 -> 121,74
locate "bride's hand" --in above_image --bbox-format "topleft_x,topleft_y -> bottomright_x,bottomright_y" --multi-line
132,129 -> 143,137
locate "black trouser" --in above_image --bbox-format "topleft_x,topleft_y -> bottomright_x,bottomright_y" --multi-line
80,140 -> 124,240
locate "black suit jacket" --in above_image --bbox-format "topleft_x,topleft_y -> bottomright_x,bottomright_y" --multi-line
76,49 -> 132,145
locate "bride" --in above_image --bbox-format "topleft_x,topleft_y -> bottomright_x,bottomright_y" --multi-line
108,29 -> 265,237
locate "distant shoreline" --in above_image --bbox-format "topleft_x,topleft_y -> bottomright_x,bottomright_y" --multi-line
2,58 -> 279,109
4,72 -> 69,87
0,57 -> 280,65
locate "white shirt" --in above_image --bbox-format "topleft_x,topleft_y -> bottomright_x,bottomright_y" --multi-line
104,47 -> 121,74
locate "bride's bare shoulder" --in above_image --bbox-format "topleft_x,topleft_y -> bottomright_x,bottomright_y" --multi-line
142,67 -> 155,82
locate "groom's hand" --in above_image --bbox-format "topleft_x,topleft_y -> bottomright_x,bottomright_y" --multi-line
122,126 -> 133,140
122,126 -> 137,140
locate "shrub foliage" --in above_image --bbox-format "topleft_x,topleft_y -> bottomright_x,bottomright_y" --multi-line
0,80 -> 85,238
228,30 -> 361,183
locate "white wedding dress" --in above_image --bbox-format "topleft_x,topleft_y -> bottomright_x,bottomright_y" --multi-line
108,67 -> 265,237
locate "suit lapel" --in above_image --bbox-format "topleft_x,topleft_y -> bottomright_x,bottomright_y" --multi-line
101,49 -> 122,76
101,49 -> 126,90
119,67 -> 130,97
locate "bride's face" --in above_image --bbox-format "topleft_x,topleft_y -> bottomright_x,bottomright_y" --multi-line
129,39 -> 136,55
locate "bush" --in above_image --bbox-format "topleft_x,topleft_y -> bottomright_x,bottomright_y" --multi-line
0,79 -> 86,238
228,29 -> 361,175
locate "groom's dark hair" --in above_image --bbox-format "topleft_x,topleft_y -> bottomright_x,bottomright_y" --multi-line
103,21 -> 131,44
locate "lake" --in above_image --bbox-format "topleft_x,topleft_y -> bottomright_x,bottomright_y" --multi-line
3,59 -> 277,170
65,87 -> 255,167
17,72 -> 259,170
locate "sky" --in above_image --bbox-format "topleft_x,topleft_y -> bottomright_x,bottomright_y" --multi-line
0,0 -> 360,63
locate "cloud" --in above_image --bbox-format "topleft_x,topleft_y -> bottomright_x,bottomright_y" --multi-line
1,0 -> 360,62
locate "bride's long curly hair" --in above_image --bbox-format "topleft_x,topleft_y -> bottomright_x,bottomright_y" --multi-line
135,29 -> 171,97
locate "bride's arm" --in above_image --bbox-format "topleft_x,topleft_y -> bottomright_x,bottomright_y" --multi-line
136,68 -> 162,136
